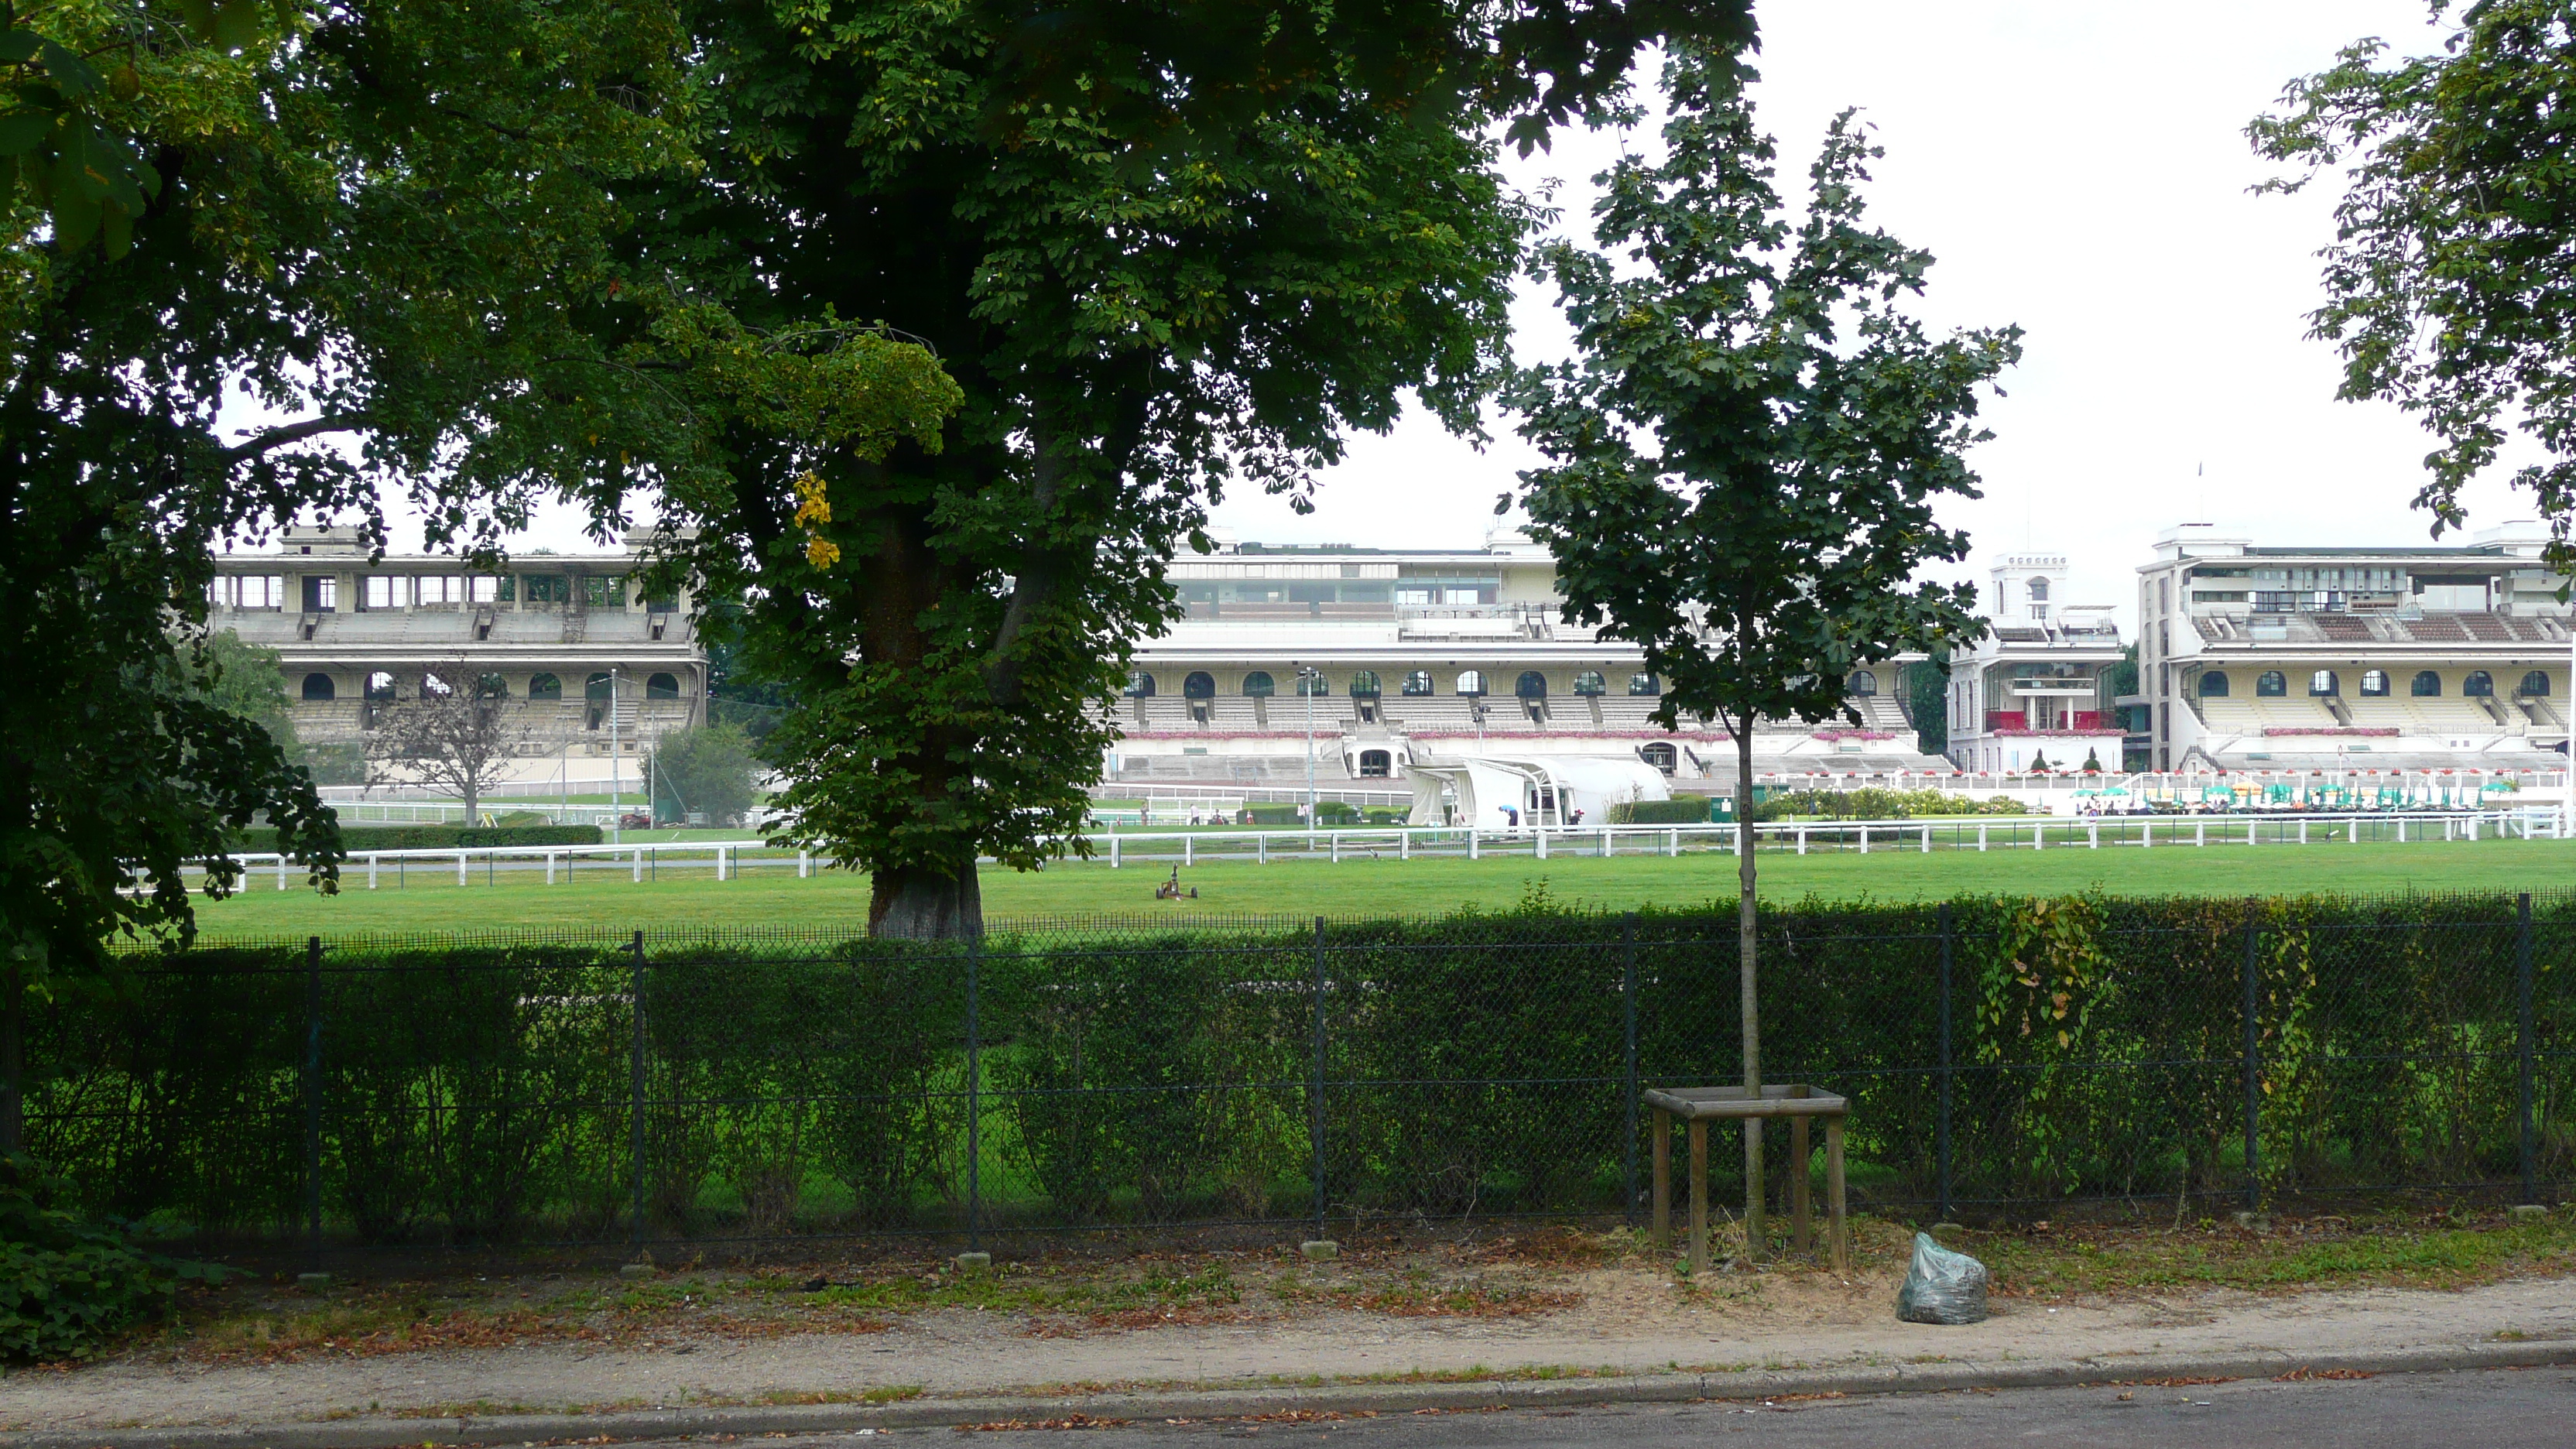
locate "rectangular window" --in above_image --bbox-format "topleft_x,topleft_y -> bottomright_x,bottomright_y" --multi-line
468,575 -> 498,604
520,574 -> 571,604
362,576 -> 400,609
237,575 -> 283,608
417,576 -> 464,605
300,574 -> 337,611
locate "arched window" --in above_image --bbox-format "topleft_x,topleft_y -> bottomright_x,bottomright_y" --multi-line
2520,670 -> 2552,697
1515,670 -> 1548,699
2309,670 -> 2338,697
646,672 -> 681,699
1847,670 -> 1879,697
2027,577 -> 2050,602
476,673 -> 508,699
2359,670 -> 2389,697
528,673 -> 562,701
586,671 -> 615,702
1639,742 -> 1677,774
1124,671 -> 1156,697
2465,670 -> 2495,697
1182,670 -> 1216,699
364,671 -> 396,702
1629,673 -> 1662,697
1400,670 -> 1434,696
1456,670 -> 1487,696
2256,671 -> 2287,697
1573,671 -> 1607,696
2198,673 -> 2230,697
300,673 -> 336,702
1348,670 -> 1381,697
1297,671 -> 1331,696
1357,748 -> 1392,778
2412,670 -> 2442,697
1241,671 -> 1275,697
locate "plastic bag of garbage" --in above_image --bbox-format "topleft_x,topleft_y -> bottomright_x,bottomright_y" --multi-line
1895,1231 -> 1989,1325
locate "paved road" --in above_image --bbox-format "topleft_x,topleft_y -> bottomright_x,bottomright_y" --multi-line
622,1368 -> 2576,1448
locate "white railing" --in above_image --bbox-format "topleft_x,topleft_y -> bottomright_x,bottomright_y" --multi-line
200,807 -> 2561,889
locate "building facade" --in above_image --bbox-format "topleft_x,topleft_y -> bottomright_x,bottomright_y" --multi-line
1943,553 -> 2127,773
2136,522 -> 2570,772
209,526 -> 705,775
1110,525 -> 1938,791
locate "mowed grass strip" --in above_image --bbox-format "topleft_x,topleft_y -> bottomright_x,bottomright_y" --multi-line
182,835 -> 2576,939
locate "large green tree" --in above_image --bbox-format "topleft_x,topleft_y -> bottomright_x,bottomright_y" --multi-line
505,0 -> 1757,938
1504,49 -> 2017,1251
2251,1 -> 2576,560
0,0 -> 693,1118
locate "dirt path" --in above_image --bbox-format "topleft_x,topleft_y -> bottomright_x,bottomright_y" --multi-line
12,1262 -> 2576,1434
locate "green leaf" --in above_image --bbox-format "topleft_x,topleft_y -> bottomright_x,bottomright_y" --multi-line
0,108 -> 49,154
176,0 -> 216,43
98,196 -> 130,259
49,186 -> 98,252
0,30 -> 37,64
211,0 -> 262,51
36,39 -> 98,97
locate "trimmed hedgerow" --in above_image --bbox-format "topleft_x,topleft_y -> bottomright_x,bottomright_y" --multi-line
29,891 -> 2575,1243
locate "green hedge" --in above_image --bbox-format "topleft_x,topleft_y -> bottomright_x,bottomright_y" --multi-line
1605,796 -> 1714,825
268,824 -> 605,852
33,892 -> 2574,1244
1245,801 -> 1359,825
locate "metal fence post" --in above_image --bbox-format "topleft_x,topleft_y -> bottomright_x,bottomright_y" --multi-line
2242,903 -> 2261,1211
2519,892 -> 2537,1206
1937,904 -> 1954,1222
966,928 -> 984,1252
1622,913 -> 1639,1227
1310,916 -> 1328,1242
303,937 -> 323,1270
629,930 -> 647,1247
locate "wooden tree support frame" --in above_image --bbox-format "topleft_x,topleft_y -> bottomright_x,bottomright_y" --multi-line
1646,1084 -> 1848,1275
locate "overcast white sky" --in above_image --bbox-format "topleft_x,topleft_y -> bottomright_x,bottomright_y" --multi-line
369,2 -> 2528,636
1208,0 -> 2533,631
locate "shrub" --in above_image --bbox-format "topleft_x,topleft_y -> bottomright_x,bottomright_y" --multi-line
1759,789 -> 2021,820
1245,801 -> 1358,825
1606,796 -> 1714,825
0,1154 -> 224,1361
269,824 -> 604,852
652,724 -> 765,825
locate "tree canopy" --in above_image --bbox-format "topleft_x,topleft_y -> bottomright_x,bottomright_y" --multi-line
0,0 -> 692,981
2251,1 -> 2576,561
1504,48 -> 2017,1252
510,0 -> 1756,937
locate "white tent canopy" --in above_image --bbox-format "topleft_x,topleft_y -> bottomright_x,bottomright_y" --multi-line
1406,755 -> 1672,828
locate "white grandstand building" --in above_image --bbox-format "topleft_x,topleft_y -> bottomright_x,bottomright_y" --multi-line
211,526 -> 705,786
1110,523 -> 1940,807
1942,553 -> 2127,775
2136,522 -> 2571,773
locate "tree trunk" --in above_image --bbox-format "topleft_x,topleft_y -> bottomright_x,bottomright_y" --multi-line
870,862 -> 983,940
1736,717 -> 1763,1257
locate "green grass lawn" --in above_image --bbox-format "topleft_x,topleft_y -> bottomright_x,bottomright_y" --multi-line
186,834 -> 2576,940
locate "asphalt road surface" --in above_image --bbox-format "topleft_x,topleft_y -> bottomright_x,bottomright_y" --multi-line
618,1368 -> 2576,1448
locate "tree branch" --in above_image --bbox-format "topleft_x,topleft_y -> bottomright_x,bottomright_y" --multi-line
220,413 -> 370,465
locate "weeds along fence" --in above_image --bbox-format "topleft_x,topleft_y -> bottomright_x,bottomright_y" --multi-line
31,892 -> 2576,1259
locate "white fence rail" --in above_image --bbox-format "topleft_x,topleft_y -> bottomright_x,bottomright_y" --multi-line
201,807 -> 2562,890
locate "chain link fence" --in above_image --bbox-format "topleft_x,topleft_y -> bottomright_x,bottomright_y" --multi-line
30,892 -> 2576,1259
